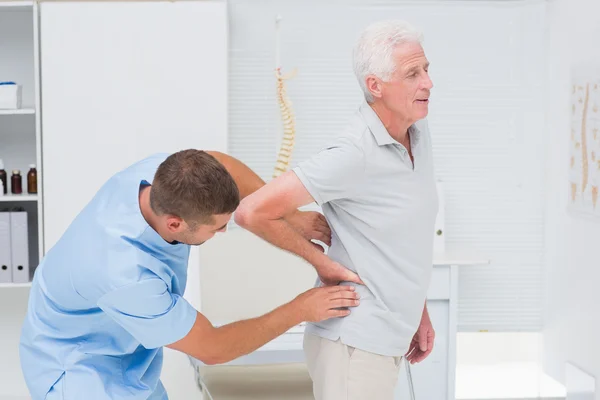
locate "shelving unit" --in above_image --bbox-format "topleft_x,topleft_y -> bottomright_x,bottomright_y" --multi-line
0,1 -> 43,284
0,108 -> 35,115
0,1 -> 34,10
0,282 -> 32,289
0,194 -> 38,202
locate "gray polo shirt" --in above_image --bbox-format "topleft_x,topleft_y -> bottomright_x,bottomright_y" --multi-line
293,102 -> 438,357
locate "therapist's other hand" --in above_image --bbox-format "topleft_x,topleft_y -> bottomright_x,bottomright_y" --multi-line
406,309 -> 435,364
293,286 -> 359,322
285,210 -> 332,248
317,259 -> 364,287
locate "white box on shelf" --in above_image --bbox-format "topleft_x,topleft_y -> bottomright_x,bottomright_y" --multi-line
0,83 -> 22,109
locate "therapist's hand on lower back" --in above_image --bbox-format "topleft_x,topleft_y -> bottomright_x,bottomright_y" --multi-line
317,259 -> 364,287
285,210 -> 332,247
293,285 -> 359,322
167,286 -> 359,366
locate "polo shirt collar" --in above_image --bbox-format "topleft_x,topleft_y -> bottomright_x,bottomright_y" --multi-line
359,101 -> 421,147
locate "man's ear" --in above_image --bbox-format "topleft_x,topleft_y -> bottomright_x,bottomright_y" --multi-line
366,75 -> 383,100
166,216 -> 185,233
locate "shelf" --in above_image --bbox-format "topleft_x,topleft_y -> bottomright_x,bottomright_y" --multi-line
0,194 -> 38,202
0,108 -> 35,115
0,1 -> 34,10
0,282 -> 31,288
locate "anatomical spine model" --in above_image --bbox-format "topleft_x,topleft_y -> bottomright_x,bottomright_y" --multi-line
272,15 -> 297,179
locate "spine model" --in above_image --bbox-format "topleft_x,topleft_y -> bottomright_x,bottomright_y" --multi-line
273,67 -> 297,179
272,15 -> 297,179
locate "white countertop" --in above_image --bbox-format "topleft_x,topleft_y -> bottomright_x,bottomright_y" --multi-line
433,251 -> 490,266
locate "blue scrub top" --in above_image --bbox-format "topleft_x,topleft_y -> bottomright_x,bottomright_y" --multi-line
20,153 -> 198,400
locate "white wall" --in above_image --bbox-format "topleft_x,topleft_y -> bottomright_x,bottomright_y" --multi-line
543,0 -> 600,395
198,229 -> 316,323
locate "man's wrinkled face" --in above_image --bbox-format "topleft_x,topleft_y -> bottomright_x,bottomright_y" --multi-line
376,42 -> 433,123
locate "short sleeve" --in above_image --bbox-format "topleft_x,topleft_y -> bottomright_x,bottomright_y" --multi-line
293,138 -> 366,205
97,278 -> 197,349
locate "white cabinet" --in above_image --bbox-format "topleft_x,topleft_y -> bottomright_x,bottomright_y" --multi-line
0,1 -> 43,286
395,264 -> 456,400
38,0 -> 229,310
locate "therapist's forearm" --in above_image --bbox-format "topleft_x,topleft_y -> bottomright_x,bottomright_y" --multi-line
206,151 -> 265,199
209,302 -> 303,364
170,302 -> 303,365
237,213 -> 330,270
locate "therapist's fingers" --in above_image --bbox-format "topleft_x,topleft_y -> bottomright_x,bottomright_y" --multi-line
328,292 -> 360,302
296,286 -> 358,322
311,230 -> 331,246
330,298 -> 360,308
327,285 -> 355,293
315,220 -> 332,246
344,270 -> 365,286
311,242 -> 325,253
328,309 -> 351,318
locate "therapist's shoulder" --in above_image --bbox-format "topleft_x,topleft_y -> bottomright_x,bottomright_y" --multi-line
121,153 -> 171,175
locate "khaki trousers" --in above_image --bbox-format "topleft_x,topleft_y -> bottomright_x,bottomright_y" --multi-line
304,334 -> 402,400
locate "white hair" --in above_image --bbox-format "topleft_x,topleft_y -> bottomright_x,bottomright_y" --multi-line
353,20 -> 424,103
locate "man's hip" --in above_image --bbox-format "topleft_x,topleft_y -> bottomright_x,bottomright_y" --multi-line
303,333 -> 401,400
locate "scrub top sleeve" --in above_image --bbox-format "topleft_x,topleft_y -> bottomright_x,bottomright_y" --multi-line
97,278 -> 198,349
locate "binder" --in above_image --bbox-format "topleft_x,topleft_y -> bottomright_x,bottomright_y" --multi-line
9,211 -> 29,283
0,211 -> 11,283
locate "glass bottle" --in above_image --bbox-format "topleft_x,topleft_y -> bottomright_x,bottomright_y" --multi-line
11,170 -> 22,194
0,159 -> 6,195
27,164 -> 37,194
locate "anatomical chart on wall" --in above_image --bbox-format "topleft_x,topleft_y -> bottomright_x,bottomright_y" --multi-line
569,66 -> 600,219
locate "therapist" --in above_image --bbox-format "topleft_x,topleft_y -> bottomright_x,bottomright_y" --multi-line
19,149 -> 361,400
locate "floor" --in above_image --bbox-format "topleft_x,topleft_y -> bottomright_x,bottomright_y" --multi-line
197,362 -> 567,400
199,364 -> 312,400
0,355 -> 568,400
456,362 -> 566,399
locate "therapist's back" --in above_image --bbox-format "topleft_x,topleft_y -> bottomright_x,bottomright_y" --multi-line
19,151 -> 239,400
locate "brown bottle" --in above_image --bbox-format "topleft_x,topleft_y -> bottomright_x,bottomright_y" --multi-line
27,164 -> 37,194
11,170 -> 22,194
0,159 -> 6,195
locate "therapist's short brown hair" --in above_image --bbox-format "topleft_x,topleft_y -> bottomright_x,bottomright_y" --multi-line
150,149 -> 240,227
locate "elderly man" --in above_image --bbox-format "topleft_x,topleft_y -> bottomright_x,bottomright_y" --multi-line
235,20 -> 438,399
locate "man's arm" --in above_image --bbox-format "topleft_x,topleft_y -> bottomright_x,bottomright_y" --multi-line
206,151 -> 265,200
206,151 -> 331,245
166,285 -> 359,364
235,171 -> 362,285
406,303 -> 435,364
